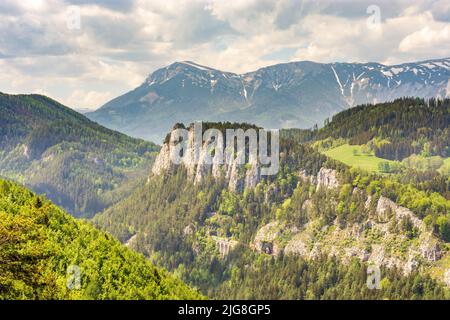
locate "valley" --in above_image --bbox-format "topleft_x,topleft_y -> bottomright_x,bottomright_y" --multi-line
1,93 -> 449,300
2,0 -> 450,304
0,92 -> 160,218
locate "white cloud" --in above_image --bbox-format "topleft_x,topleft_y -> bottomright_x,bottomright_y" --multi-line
0,0 -> 449,110
399,25 -> 450,53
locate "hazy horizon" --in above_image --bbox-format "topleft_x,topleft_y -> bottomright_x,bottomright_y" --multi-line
1,0 -> 450,110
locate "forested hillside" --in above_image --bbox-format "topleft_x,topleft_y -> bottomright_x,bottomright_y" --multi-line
0,178 -> 201,300
94,113 -> 450,299
0,93 -> 160,217
313,97 -> 449,160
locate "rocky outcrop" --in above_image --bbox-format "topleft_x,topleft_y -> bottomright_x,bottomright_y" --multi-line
344,247 -> 370,263
183,224 -> 196,236
444,269 -> 450,287
265,192 -> 444,277
299,168 -> 339,190
152,143 -> 174,176
367,245 -> 404,271
419,234 -> 441,262
253,222 -> 282,256
124,234 -> 138,248
299,169 -> 316,184
284,238 -> 309,256
226,155 -> 246,192
23,145 -> 30,159
376,196 -> 424,231
244,160 -> 260,190
151,126 -> 261,192
316,168 -> 340,190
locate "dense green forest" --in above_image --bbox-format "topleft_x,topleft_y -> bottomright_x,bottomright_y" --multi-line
303,97 -> 449,161
215,250 -> 447,300
0,93 -> 160,217
2,95 -> 449,300
94,166 -> 449,299
94,110 -> 450,299
0,178 -> 201,300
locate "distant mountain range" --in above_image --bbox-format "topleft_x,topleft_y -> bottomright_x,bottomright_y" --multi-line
87,58 -> 450,143
74,107 -> 94,114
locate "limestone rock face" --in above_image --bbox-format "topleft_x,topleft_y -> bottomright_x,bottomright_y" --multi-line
151,126 -> 261,192
299,168 -> 339,190
212,236 -> 238,258
299,169 -> 316,184
227,156 -> 244,192
23,145 -> 30,159
376,196 -> 424,231
316,167 -> 340,190
344,247 -> 370,263
365,245 -> 404,271
151,143 -> 173,176
419,234 -> 442,262
254,222 -> 282,256
284,239 -> 309,257
404,254 -> 419,275
245,160 -> 260,190
260,191 -> 446,277
183,224 -> 196,236
309,244 -> 322,260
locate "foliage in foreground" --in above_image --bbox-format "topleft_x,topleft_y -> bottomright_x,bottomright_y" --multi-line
0,178 -> 201,300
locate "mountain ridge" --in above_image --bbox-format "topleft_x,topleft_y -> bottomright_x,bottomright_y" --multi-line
0,92 -> 159,218
93,101 -> 450,298
87,57 -> 450,143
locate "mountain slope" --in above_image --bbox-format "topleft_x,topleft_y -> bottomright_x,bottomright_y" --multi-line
93,102 -> 450,299
0,92 -> 160,217
0,178 -> 201,300
297,97 -> 450,160
87,58 -> 450,142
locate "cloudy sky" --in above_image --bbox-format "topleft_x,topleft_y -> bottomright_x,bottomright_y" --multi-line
1,0 -> 450,110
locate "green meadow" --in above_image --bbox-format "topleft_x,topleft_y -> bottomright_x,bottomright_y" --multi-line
322,144 -> 394,173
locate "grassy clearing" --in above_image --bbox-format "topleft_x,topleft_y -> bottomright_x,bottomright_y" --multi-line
323,144 -> 394,173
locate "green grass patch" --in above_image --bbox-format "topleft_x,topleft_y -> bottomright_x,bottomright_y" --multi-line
322,144 -> 395,173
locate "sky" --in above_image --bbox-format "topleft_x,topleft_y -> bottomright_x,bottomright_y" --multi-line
1,0 -> 450,110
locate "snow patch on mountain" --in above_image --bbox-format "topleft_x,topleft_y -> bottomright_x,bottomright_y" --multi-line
331,65 -> 344,95
88,57 -> 450,142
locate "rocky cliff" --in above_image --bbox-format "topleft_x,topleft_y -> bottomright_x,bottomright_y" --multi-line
151,125 -> 261,192
254,186 -> 445,278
